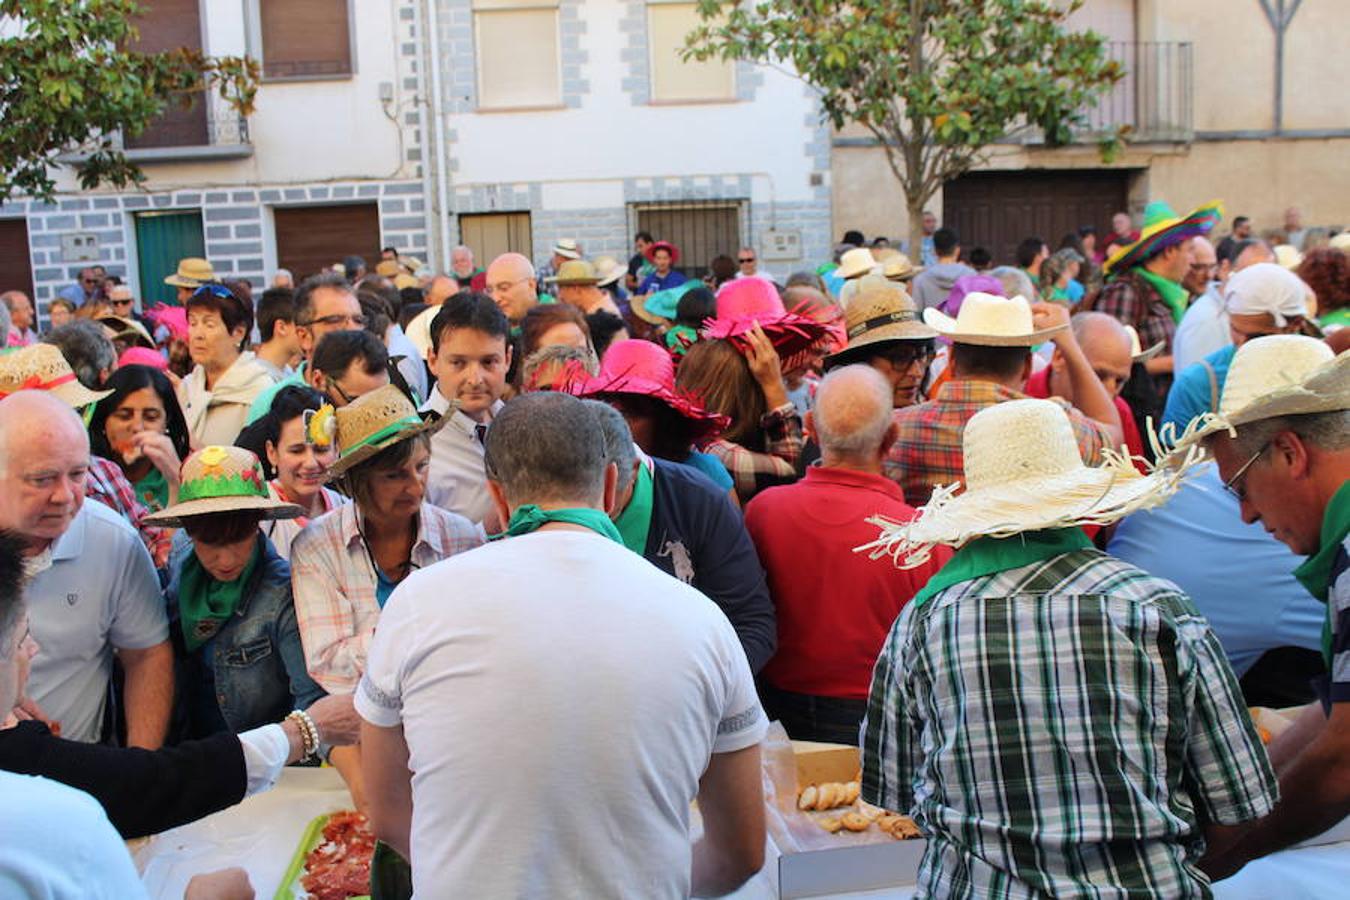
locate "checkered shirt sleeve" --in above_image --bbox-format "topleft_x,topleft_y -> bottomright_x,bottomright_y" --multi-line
85,456 -> 172,569
703,403 -> 802,502
1096,274 -> 1177,354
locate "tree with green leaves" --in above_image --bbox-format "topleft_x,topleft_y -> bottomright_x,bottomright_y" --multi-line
685,0 -> 1123,255
0,0 -> 258,205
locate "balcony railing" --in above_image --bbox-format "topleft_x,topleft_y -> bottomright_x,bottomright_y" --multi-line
118,92 -> 253,162
1078,41 -> 1193,143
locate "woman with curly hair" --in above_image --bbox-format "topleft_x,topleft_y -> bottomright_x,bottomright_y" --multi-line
1297,247 -> 1350,329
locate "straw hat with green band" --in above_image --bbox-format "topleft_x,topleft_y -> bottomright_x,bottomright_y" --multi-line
325,384 -> 450,479
1103,199 -> 1224,275
145,445 -> 302,527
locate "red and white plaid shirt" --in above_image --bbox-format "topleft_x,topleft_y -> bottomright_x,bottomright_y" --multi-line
702,402 -> 804,504
85,455 -> 172,569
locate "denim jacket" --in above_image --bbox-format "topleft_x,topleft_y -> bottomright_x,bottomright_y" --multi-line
167,533 -> 325,737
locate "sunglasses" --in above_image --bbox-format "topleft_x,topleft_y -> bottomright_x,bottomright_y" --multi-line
738,258 -> 755,264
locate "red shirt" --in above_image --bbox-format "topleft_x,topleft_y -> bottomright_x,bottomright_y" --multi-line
744,466 -> 950,699
1024,366 -> 1147,470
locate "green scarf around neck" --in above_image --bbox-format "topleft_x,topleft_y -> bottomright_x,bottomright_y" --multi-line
1135,267 -> 1190,324
1293,481 -> 1350,668
615,463 -> 655,554
178,537 -> 263,652
496,504 -> 622,544
911,528 -> 1094,609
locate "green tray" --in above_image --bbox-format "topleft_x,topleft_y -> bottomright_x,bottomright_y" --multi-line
272,812 -> 372,900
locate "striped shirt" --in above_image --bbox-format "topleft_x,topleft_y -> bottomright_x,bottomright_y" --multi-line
861,549 -> 1277,899
290,502 -> 485,694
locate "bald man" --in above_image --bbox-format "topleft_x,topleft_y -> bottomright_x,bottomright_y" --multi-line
744,366 -> 949,742
484,253 -> 542,326
0,392 -> 172,747
1025,312 -> 1146,462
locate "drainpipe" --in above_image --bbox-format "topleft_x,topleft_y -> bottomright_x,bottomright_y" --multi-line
1257,0 -> 1304,135
423,0 -> 452,270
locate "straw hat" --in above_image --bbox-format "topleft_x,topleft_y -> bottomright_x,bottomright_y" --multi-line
326,384 -> 449,478
1167,335 -> 1347,455
375,259 -> 403,278
0,343 -> 111,407
99,315 -> 155,349
577,339 -> 729,438
835,247 -> 879,280
825,283 -> 936,365
1124,325 -> 1164,363
393,272 -> 419,290
1330,233 -> 1350,253
882,252 -> 922,281
857,398 -> 1195,567
1273,244 -> 1304,270
145,446 -> 302,527
551,239 -> 582,260
1104,200 -> 1223,275
593,255 -> 625,288
922,293 -> 1064,346
545,259 -> 600,285
164,257 -> 215,289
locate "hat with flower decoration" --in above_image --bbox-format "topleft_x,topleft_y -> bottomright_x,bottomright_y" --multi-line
145,445 -> 302,526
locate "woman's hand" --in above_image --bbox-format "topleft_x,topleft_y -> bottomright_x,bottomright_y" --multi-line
743,323 -> 789,410
135,431 -> 182,485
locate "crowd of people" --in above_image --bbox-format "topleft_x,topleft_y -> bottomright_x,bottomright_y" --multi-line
0,200 -> 1347,899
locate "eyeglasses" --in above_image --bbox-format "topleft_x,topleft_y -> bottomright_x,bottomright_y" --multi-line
304,313 -> 368,329
485,277 -> 529,295
1222,441 -> 1271,502
738,258 -> 755,264
111,298 -> 133,306
880,345 -> 934,368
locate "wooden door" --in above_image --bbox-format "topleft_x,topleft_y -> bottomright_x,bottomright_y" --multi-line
458,212 -> 533,266
0,219 -> 34,301
274,203 -> 381,281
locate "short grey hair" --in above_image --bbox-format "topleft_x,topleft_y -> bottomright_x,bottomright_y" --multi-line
988,266 -> 1036,301
43,320 -> 115,389
583,400 -> 638,496
1227,410 -> 1350,457
813,365 -> 894,458
520,344 -> 599,388
483,392 -> 609,506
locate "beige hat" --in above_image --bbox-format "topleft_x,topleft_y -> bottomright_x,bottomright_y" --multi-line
393,272 -> 419,290
145,445 -> 302,527
98,315 -> 155,349
592,255 -> 625,288
1273,244 -> 1304,270
1124,325 -> 1164,363
825,283 -> 936,365
545,259 -> 600,285
164,257 -> 215,289
326,384 -> 449,478
1329,232 -> 1350,253
0,343 -> 111,407
551,239 -> 581,260
882,252 -> 923,282
857,398 -> 1195,567
1168,335 -> 1347,455
835,247 -> 879,280
922,293 -> 1065,346
375,259 -> 403,278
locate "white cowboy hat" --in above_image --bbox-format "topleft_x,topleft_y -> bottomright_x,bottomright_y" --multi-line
856,398 -> 1196,567
834,247 -> 879,280
551,238 -> 581,260
922,293 -> 1065,346
1167,335 -> 1347,456
1124,325 -> 1164,363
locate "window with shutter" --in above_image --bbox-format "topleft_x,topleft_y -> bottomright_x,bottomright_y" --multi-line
647,1 -> 734,103
260,0 -> 353,80
124,0 -> 208,148
472,0 -> 561,109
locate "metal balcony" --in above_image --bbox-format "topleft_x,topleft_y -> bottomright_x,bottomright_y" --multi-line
1078,41 -> 1194,144
119,93 -> 254,163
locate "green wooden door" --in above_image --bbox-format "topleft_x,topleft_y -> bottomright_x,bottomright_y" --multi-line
135,211 -> 205,307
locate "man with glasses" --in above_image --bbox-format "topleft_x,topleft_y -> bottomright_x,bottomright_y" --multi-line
483,252 -> 545,328
56,266 -> 107,308
309,330 -> 390,409
822,281 -> 937,410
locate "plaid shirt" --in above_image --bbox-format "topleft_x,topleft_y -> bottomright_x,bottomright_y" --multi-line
291,501 -> 485,694
885,381 -> 1109,507
861,550 -> 1278,899
1095,268 -> 1177,356
702,402 -> 803,504
85,455 -> 172,569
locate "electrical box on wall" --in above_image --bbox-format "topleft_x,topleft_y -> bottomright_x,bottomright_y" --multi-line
760,229 -> 802,261
61,233 -> 99,262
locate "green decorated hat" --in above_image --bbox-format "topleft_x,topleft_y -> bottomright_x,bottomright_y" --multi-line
145,445 -> 302,527
325,384 -> 449,479
1103,199 -> 1224,275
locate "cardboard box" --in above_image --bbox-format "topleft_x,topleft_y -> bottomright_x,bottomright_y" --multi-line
776,741 -> 924,899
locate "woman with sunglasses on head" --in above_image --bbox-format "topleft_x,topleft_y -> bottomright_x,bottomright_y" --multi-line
178,283 -> 274,448
89,364 -> 192,513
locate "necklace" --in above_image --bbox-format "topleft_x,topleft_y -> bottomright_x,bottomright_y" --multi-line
356,511 -> 417,584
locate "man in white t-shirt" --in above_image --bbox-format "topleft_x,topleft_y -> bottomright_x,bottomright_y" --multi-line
357,392 -> 768,897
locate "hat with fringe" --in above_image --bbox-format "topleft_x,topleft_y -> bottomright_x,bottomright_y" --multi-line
855,398 -> 1199,568
1125,325 -> 1165,363
1166,335 -> 1347,457
326,384 -> 450,478
0,343 -> 111,408
922,292 -> 1064,346
702,278 -> 832,363
576,339 -> 729,438
1103,200 -> 1224,275
145,446 -> 302,527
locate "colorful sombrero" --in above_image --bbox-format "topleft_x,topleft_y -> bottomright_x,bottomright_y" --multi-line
576,339 -> 729,439
145,445 -> 302,526
1103,200 -> 1224,275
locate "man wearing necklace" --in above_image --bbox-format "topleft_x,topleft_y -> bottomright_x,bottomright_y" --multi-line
357,392 -> 768,897
290,384 -> 483,811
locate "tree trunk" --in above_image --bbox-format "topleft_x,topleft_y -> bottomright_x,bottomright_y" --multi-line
907,191 -> 927,267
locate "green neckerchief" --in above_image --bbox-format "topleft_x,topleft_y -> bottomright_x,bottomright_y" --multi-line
135,466 -> 169,512
615,462 -> 654,554
911,527 -> 1094,609
495,504 -> 622,544
1320,308 -> 1350,329
178,537 -> 263,652
1293,481 -> 1350,668
665,324 -> 699,356
1135,266 -> 1189,324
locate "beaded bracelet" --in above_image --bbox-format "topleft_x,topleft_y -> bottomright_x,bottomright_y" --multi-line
286,709 -> 320,761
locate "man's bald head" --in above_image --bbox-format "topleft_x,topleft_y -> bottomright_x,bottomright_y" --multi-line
0,392 -> 90,547
426,275 -> 460,306
810,365 -> 896,464
1234,240 -> 1276,271
1057,312 -> 1133,398
486,253 -> 539,324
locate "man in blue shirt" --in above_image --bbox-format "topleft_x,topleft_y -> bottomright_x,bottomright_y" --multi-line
637,242 -> 688,296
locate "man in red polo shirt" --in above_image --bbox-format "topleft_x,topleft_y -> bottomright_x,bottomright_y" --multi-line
1024,311 -> 1146,466
745,366 -> 949,743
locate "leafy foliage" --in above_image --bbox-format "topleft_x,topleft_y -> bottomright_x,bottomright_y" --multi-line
0,0 -> 259,204
685,0 -> 1123,250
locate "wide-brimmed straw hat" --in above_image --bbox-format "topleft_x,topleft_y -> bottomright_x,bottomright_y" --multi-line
545,259 -> 600,285
856,398 -> 1196,567
1124,325 -> 1165,363
326,384 -> 449,478
145,446 -> 302,527
644,241 -> 680,265
835,247 -> 879,280
1167,335 -> 1347,456
882,252 -> 922,281
0,343 -> 111,407
164,257 -> 215,289
703,278 -> 832,361
825,283 -> 936,366
1103,200 -> 1223,275
578,340 -> 729,438
99,315 -> 155,349
551,238 -> 582,260
592,256 -> 625,288
922,293 -> 1064,346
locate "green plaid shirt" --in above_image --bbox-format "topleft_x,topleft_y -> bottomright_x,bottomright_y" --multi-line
861,550 -> 1277,899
